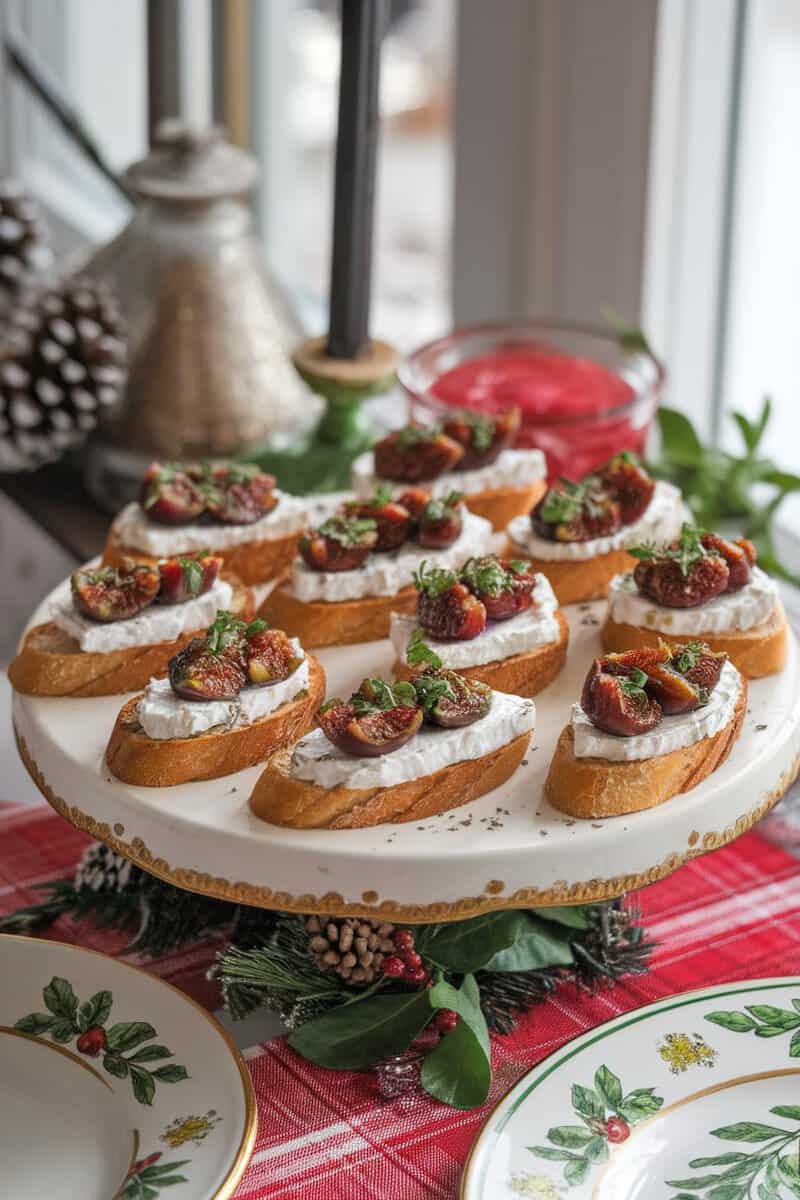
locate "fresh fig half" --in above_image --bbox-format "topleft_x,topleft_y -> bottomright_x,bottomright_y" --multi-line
156,551 -> 221,604
416,491 -> 463,549
299,515 -> 378,572
631,524 -> 730,607
442,407 -> 520,469
205,464 -> 278,525
245,628 -> 303,686
343,489 -> 412,551
318,695 -> 423,757
413,563 -> 487,640
373,426 -> 464,482
168,638 -> 247,700
531,478 -> 621,542
414,668 -> 492,728
141,462 -> 205,524
71,561 -> 160,622
581,657 -> 661,737
460,555 -> 537,621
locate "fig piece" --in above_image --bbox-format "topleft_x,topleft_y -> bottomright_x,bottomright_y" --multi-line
701,532 -> 756,592
156,551 -> 221,604
581,659 -> 661,737
414,668 -> 492,728
642,664 -> 704,715
245,628 -> 303,686
373,426 -> 464,483
342,489 -> 412,551
318,678 -> 423,757
632,525 -> 730,607
205,464 -> 278,525
141,462 -> 205,525
460,555 -> 537,621
531,478 -> 621,542
441,407 -> 520,469
395,487 -> 432,524
599,452 -> 655,524
299,516 -> 378,572
671,641 -> 726,694
413,563 -> 487,640
417,491 -> 463,549
71,561 -> 160,623
168,637 -> 247,700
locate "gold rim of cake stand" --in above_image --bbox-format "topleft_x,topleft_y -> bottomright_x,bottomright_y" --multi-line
14,728 -> 799,923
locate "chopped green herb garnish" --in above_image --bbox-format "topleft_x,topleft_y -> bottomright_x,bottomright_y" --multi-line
412,561 -> 459,597
406,629 -> 443,669
412,672 -> 457,714
673,642 -> 703,674
351,677 -> 418,715
459,555 -> 512,597
421,491 -> 462,523
630,523 -> 707,577
618,667 -> 648,699
318,515 -> 377,546
539,479 -> 587,525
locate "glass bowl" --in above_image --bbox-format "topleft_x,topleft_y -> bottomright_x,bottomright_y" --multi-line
399,318 -> 664,481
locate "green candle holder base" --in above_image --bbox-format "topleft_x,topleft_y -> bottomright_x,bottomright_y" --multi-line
245,336 -> 399,494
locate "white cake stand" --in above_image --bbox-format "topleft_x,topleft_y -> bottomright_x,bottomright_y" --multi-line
12,592 -> 800,923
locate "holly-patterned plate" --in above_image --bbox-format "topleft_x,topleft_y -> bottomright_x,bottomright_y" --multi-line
0,935 -> 256,1200
462,977 -> 800,1200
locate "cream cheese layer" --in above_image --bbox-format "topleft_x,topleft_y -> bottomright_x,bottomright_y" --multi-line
137,641 -> 308,741
350,448 -> 546,500
607,567 -> 778,634
571,659 -> 741,762
50,579 -> 234,653
390,574 -> 560,668
112,490 -> 308,555
290,690 -> 536,790
506,481 -> 684,562
286,510 -> 498,603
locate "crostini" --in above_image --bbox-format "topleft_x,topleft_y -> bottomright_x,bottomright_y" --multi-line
103,460 -> 308,587
105,611 -> 324,786
391,554 -> 568,697
545,642 -> 746,819
260,494 -> 497,648
506,453 -> 684,604
350,411 -> 547,530
601,523 -> 788,678
9,554 -> 254,698
250,668 -> 536,828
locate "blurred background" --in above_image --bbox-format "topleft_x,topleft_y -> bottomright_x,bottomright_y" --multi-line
0,0 -> 799,656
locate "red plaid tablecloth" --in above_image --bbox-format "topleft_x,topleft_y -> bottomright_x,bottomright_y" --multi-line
3,798 -> 800,1200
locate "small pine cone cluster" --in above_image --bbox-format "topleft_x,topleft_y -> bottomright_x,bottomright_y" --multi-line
0,178 -> 53,299
306,916 -> 396,985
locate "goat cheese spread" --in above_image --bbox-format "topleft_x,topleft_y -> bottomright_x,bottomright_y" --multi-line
506,480 -> 684,562
286,510 -> 498,603
290,689 -> 535,789
607,567 -> 778,635
571,658 -> 741,762
390,574 -> 560,668
111,489 -> 308,555
350,447 -> 546,500
50,578 -> 234,653
137,640 -> 308,740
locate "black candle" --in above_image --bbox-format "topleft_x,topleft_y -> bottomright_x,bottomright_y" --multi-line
327,0 -> 387,361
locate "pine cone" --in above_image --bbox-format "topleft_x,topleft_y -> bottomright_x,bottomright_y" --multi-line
0,275 -> 127,470
0,178 -> 53,298
305,916 -> 396,986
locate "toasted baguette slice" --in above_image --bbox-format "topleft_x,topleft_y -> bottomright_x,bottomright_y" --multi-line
251,730 -> 531,828
103,525 -> 299,588
545,677 -> 747,819
393,610 -> 569,698
464,480 -> 547,532
259,584 -> 418,648
106,655 -> 325,787
8,578 -> 254,698
601,601 -> 789,680
505,539 -> 636,605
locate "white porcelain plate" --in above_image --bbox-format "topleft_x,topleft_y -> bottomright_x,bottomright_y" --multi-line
11,593 -> 800,920
0,936 -> 256,1200
463,976 -> 800,1200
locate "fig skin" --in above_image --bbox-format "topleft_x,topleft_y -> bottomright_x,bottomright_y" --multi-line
396,487 -> 432,524
600,454 -> 655,524
71,562 -> 161,623
671,642 -> 726,693
424,672 -> 492,728
642,665 -> 704,715
460,555 -> 537,621
156,553 -> 221,605
417,580 -> 487,641
581,661 -> 662,737
633,553 -> 729,608
168,638 -> 247,700
205,466 -> 278,525
342,497 -> 412,551
701,532 -> 756,592
441,407 -> 520,470
245,629 -> 303,686
374,428 -> 464,483
299,517 -> 378,572
318,700 -> 423,757
417,494 -> 463,549
141,463 -> 205,525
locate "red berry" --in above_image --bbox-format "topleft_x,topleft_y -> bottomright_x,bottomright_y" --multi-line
434,1009 -> 459,1033
394,929 -> 415,951
401,950 -> 422,970
404,965 -> 428,986
76,1026 -> 107,1057
382,955 -> 406,979
605,1117 -> 630,1144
